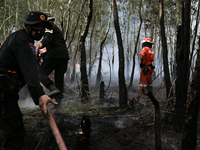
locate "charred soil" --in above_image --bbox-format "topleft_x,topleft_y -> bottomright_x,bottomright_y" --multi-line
1,83 -> 200,150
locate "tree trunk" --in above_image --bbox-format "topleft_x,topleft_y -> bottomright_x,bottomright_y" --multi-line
181,38 -> 200,150
112,0 -> 127,106
128,0 -> 142,90
79,0 -> 92,103
71,27 -> 83,82
126,0 -> 130,79
88,12 -> 97,78
99,81 -> 105,101
67,0 -> 86,49
96,8 -> 112,85
189,1 -> 200,73
64,9 -> 71,42
112,29 -> 115,77
159,0 -> 173,98
174,0 -> 191,132
147,92 -> 162,150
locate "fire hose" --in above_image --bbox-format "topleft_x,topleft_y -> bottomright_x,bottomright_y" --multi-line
46,106 -> 68,150
36,44 -> 67,149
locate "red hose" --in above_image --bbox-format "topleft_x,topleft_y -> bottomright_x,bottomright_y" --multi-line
47,106 -> 68,150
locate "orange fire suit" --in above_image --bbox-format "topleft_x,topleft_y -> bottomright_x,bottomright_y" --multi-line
139,46 -> 154,94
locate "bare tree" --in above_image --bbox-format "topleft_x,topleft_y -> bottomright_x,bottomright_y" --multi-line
181,37 -> 200,150
128,0 -> 142,89
67,0 -> 86,49
79,0 -> 93,102
174,0 -> 191,132
88,11 -> 97,78
112,0 -> 127,106
159,0 -> 173,98
96,8 -> 112,86
189,1 -> 200,72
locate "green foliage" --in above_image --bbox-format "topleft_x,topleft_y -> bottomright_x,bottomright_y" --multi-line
0,0 -> 197,58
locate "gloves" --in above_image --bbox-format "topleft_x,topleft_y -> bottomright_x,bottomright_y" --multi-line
140,63 -> 145,68
149,64 -> 155,69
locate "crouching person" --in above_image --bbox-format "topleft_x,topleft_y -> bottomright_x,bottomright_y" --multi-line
0,11 -> 57,150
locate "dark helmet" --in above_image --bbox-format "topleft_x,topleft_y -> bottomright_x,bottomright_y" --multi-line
20,11 -> 52,28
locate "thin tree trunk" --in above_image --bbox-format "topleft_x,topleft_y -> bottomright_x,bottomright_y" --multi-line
88,12 -> 97,78
96,8 -> 112,85
16,0 -> 18,27
112,0 -> 127,106
68,0 -> 86,49
128,0 -> 142,89
79,0 -> 92,102
112,29 -> 115,76
71,26 -> 83,82
159,0 -> 173,98
147,92 -> 162,150
65,9 -> 71,42
126,0 -> 130,79
189,1 -> 200,72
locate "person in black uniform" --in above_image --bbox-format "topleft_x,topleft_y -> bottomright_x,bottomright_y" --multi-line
0,11 -> 57,150
36,13 -> 69,107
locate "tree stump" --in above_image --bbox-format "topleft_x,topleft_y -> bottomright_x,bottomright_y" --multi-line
75,115 -> 91,150
99,81 -> 105,101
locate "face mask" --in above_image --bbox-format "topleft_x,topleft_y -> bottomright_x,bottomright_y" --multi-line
30,28 -> 45,41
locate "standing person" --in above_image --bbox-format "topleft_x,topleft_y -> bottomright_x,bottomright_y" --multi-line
36,13 -> 69,107
0,11 -> 58,150
139,37 -> 155,97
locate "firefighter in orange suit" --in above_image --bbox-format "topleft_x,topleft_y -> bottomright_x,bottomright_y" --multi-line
139,37 -> 155,96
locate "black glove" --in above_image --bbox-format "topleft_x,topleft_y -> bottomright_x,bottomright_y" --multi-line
140,63 -> 145,68
149,64 -> 155,69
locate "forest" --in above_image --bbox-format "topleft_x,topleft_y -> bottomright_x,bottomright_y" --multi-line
0,0 -> 200,150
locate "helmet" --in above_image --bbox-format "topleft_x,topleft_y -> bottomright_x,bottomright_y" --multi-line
141,37 -> 153,44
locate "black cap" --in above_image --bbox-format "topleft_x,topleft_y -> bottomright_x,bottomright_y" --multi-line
20,11 -> 52,28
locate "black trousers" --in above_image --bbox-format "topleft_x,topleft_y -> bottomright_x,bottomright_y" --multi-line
0,93 -> 26,150
38,58 -> 68,99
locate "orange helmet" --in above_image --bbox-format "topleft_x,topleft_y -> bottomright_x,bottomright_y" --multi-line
141,37 -> 153,44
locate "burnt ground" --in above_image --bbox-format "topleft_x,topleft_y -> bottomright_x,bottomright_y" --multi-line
1,80 -> 200,150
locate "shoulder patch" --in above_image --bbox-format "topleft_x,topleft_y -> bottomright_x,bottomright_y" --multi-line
45,28 -> 53,34
29,43 -> 36,55
40,47 -> 47,54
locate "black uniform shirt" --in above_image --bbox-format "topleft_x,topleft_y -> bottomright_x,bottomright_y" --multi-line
41,23 -> 69,60
0,29 -> 45,105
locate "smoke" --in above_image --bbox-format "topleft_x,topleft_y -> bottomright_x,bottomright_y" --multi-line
18,85 -> 38,109
115,116 -> 133,128
18,96 -> 38,109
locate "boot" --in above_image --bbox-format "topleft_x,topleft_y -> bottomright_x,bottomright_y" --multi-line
47,84 -> 61,98
147,85 -> 153,93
